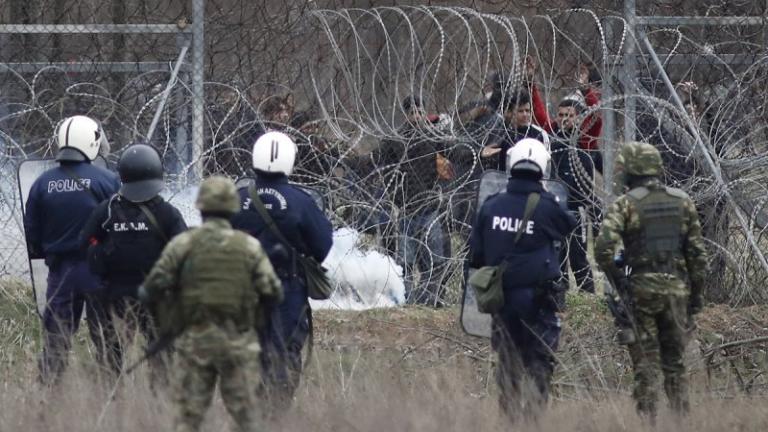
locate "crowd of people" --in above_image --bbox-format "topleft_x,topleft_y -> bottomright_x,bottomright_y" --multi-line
232,58 -> 607,306
19,55 -> 712,428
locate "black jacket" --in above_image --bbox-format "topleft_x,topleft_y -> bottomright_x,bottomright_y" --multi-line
81,195 -> 187,285
550,129 -> 596,210
485,123 -> 550,171
372,124 -> 446,214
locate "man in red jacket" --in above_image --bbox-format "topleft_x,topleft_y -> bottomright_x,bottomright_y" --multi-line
528,60 -> 602,157
526,58 -> 603,294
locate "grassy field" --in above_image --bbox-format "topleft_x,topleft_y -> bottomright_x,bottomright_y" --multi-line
1,279 -> 767,431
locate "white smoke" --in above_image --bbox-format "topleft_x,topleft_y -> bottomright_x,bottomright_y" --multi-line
163,185 -> 201,226
166,186 -> 405,310
314,227 -> 405,310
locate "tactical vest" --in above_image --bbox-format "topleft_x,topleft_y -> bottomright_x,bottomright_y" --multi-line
178,226 -> 257,328
624,185 -> 686,276
101,199 -> 167,280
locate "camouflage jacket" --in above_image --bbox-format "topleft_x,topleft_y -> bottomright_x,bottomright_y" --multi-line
595,178 -> 708,299
143,217 -> 284,325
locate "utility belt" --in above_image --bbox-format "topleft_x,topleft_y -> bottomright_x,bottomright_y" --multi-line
630,263 -> 685,280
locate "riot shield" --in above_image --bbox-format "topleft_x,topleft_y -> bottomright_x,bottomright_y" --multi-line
235,177 -> 326,211
460,170 -> 569,338
18,157 -> 109,316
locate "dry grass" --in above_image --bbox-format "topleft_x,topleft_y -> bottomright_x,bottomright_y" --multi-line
1,280 -> 767,431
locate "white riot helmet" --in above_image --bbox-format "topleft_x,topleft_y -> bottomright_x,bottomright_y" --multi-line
252,131 -> 297,176
56,115 -> 108,162
506,138 -> 551,178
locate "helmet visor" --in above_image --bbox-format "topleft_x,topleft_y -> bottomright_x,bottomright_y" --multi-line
119,178 -> 165,203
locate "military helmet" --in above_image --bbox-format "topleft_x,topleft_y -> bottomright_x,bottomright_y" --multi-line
118,143 -> 164,203
196,176 -> 240,214
619,141 -> 663,177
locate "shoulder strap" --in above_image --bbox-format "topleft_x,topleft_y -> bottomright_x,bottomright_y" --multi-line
248,184 -> 295,253
513,192 -> 541,244
137,202 -> 169,243
627,186 -> 650,201
665,186 -> 689,200
60,164 -> 102,203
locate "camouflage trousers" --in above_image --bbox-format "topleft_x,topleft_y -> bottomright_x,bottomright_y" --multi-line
627,292 -> 690,417
173,322 -> 263,432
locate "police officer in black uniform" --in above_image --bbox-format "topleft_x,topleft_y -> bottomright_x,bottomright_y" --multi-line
24,115 -> 121,383
81,143 -> 187,377
231,131 -> 333,410
469,138 -> 576,420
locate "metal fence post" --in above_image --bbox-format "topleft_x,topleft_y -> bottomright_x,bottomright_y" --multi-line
191,0 -> 205,182
601,18 -> 616,203
622,0 -> 637,143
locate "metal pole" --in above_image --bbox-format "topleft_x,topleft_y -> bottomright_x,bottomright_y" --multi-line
0,24 -> 189,34
636,16 -> 767,26
623,0 -> 637,142
640,34 -> 768,285
191,0 -> 205,182
146,43 -> 190,143
600,19 -> 618,296
601,19 -> 616,202
174,33 -> 191,184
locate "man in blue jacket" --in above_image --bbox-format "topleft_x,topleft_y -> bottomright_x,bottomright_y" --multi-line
231,131 -> 333,410
24,115 -> 121,383
469,138 -> 576,421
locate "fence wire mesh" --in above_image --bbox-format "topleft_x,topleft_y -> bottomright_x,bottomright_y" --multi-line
2,1 -> 768,306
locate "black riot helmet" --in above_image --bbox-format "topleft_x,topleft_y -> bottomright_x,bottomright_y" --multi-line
117,143 -> 165,203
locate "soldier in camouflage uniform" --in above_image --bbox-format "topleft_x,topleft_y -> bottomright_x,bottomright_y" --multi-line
595,142 -> 708,418
140,176 -> 283,432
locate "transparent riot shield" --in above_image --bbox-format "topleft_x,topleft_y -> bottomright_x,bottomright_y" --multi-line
460,170 -> 569,338
235,177 -> 327,211
17,157 -> 109,316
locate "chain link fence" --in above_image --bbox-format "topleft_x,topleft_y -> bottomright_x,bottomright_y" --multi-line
2,0 -> 768,305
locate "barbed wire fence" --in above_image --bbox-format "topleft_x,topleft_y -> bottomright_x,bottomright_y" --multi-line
1,0 -> 768,306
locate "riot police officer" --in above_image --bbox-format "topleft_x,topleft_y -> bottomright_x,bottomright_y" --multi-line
231,131 -> 333,409
595,142 -> 708,418
23,115 -> 121,383
468,138 -> 576,420
81,143 -> 187,377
